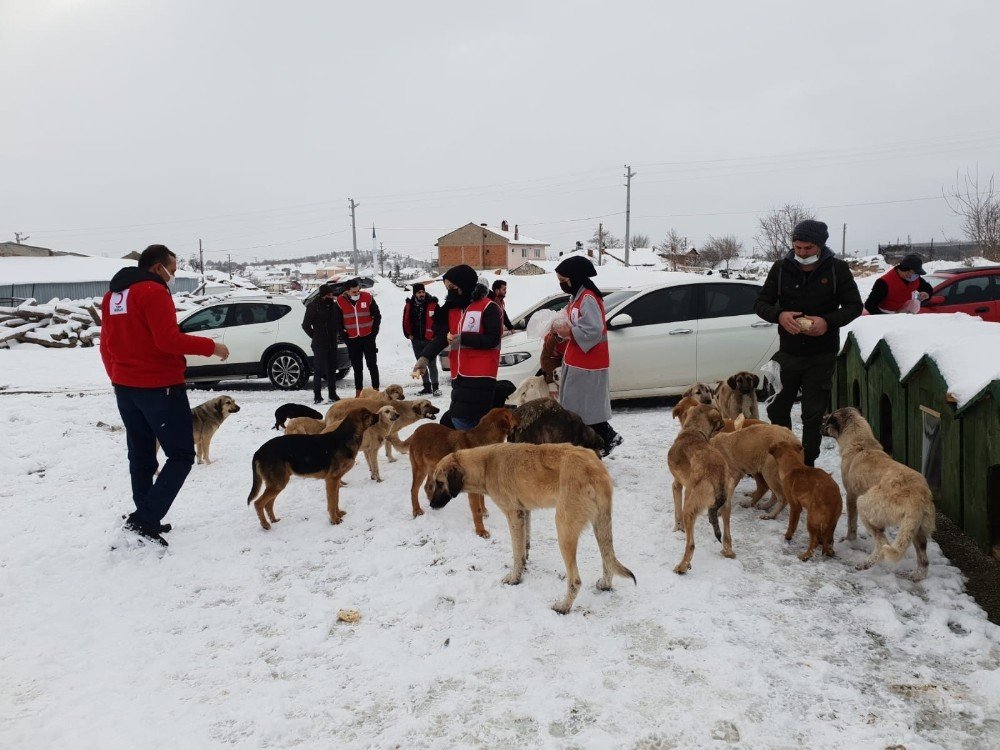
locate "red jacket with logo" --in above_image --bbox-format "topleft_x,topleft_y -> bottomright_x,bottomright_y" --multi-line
449,297 -> 501,378
100,267 -> 216,388
338,291 -> 380,338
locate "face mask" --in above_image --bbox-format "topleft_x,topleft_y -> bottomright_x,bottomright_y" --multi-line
795,254 -> 819,266
560,281 -> 574,294
902,272 -> 917,282
166,273 -> 176,290
349,293 -> 360,301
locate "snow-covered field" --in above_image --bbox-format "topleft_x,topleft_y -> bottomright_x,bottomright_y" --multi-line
2,275 -> 1000,749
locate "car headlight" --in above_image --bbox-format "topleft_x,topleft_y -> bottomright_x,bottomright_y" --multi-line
499,352 -> 531,367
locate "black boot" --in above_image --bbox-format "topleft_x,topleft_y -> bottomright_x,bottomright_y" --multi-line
123,513 -> 168,547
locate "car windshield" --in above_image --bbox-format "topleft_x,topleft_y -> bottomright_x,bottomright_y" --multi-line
924,274 -> 947,289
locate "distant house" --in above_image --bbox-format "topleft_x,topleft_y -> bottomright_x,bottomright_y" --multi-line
508,261 -> 549,276
0,242 -> 60,258
437,220 -> 549,270
879,241 -> 981,264
316,264 -> 349,279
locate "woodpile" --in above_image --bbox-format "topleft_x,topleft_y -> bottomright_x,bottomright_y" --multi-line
0,299 -> 103,349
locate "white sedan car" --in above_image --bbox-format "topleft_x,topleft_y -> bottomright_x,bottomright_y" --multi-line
492,274 -> 779,398
178,295 -> 350,390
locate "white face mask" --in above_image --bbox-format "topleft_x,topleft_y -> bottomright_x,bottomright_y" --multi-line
349,293 -> 360,301
795,254 -> 819,265
166,273 -> 176,290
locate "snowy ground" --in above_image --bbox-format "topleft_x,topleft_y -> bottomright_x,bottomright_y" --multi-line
2,275 -> 1000,749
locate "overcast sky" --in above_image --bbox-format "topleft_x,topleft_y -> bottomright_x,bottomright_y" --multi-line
3,0 -> 1000,264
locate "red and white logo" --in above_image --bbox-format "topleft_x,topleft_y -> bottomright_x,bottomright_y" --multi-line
110,290 -> 130,315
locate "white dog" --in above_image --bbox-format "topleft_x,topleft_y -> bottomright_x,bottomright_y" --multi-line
507,374 -> 553,406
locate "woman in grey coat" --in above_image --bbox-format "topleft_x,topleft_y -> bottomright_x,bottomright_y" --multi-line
552,256 -> 623,456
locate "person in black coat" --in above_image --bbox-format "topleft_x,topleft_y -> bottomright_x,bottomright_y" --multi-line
302,284 -> 343,404
754,219 -> 862,466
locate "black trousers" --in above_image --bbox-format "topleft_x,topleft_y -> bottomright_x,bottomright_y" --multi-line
311,345 -> 339,400
766,350 -> 836,466
345,334 -> 379,391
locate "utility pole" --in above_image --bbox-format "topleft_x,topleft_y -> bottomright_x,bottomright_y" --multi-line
198,239 -> 205,295
598,223 -> 604,266
14,232 -> 30,245
227,253 -> 232,279
623,164 -> 636,267
348,198 -> 360,274
379,242 -> 385,277
841,223 -> 847,258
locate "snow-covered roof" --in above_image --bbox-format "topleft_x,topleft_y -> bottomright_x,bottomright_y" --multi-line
841,313 -> 1000,409
0,254 -> 199,284
481,224 -> 548,246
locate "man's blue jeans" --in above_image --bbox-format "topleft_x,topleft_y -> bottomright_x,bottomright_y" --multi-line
114,384 -> 195,525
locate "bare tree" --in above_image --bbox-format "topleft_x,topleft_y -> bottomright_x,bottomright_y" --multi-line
629,233 -> 651,250
587,225 -> 623,251
701,235 -> 743,271
754,204 -> 815,261
654,228 -> 689,257
944,167 -> 1000,261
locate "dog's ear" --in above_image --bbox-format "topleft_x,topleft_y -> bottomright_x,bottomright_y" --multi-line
734,413 -> 745,429
751,374 -> 760,389
446,464 -> 464,497
215,399 -> 226,416
726,375 -> 738,390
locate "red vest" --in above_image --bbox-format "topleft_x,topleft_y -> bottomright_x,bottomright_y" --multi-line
404,298 -> 436,341
563,289 -> 610,370
338,291 -> 375,338
448,297 -> 500,378
878,269 -> 920,313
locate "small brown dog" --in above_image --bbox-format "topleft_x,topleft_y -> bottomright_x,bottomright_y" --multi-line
357,384 -> 405,401
768,443 -> 842,561
402,407 -> 518,537
714,371 -> 761,421
681,382 -> 716,405
667,403 -> 736,574
673,397 -> 764,433
711,423 -> 801,518
157,395 -> 240,467
247,408 -> 379,530
426,442 -> 635,614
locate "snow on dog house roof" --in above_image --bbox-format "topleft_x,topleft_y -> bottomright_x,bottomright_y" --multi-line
840,313 -> 1000,410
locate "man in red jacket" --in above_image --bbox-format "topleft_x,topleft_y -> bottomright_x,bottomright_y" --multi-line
100,245 -> 230,546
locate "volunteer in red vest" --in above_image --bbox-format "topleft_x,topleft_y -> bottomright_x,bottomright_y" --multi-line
551,255 -> 622,456
403,282 -> 440,396
337,278 -> 382,397
100,244 -> 230,546
413,264 -> 501,430
864,253 -> 933,315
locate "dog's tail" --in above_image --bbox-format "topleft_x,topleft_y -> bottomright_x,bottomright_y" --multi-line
247,458 -> 262,505
706,483 -> 727,543
588,466 -> 637,586
882,495 -> 936,563
390,432 -> 412,454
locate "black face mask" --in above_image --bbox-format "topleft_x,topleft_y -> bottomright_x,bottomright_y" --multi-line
560,281 -> 574,294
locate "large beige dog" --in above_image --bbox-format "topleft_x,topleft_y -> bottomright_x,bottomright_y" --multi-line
426,443 -> 636,614
713,371 -> 761,421
822,407 -> 936,580
357,384 -> 405,402
667,403 -> 736,573
711,423 -> 802,519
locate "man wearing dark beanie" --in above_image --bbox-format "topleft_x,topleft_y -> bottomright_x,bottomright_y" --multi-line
403,282 -> 440,395
413,264 -> 502,430
755,219 -> 862,467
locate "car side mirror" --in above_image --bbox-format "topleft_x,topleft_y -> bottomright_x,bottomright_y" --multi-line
608,313 -> 633,329
924,295 -> 945,307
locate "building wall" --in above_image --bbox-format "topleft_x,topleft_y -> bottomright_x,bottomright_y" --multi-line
438,224 -> 509,270
1,278 -> 200,303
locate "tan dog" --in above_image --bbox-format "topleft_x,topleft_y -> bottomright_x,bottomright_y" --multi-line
323,404 -> 400,482
357,384 -> 405,402
283,416 -> 326,435
673,397 -> 764,434
769,443 -> 842,561
326,399 -> 439,479
711,423 -> 802,518
401,408 -> 519,537
157,395 -> 241,466
426,442 -> 636,614
682,382 -> 716,405
507,374 -> 552,406
246,409 -> 380,530
822,407 -> 935,580
667,403 -> 736,573
713,371 -> 761,421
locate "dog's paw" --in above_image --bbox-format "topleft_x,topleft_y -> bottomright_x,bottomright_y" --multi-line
551,602 -> 572,615
855,560 -> 873,571
412,507 -> 424,518
476,528 -> 491,539
595,577 -> 613,591
673,562 -> 691,575
739,500 -> 753,509
501,572 -> 523,586
798,551 -> 814,562
759,514 -> 777,521
387,456 -> 397,463
721,548 -> 736,559
329,516 -> 342,525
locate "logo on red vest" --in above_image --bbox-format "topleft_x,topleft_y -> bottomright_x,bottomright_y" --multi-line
110,290 -> 130,315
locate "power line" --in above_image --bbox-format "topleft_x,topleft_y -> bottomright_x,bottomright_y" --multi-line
633,195 -> 946,220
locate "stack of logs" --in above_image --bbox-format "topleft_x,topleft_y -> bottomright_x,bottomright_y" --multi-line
0,300 -> 103,349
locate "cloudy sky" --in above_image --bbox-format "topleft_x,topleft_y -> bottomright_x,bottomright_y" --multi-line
2,0 -> 999,263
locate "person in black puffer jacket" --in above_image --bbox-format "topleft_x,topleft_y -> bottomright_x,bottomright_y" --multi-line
754,219 -> 862,466
302,283 -> 344,404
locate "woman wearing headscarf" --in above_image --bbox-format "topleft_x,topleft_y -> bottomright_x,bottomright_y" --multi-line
413,264 -> 502,430
552,256 -> 622,455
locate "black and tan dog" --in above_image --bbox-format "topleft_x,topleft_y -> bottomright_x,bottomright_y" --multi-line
272,403 -> 323,431
714,371 -> 761,421
510,398 -> 604,457
427,442 -> 635,614
247,408 -> 379,530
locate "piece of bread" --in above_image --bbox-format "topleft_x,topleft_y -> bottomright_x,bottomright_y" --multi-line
796,316 -> 814,330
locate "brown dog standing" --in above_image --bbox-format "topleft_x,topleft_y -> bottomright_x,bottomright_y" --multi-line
711,423 -> 801,518
714,371 -> 761,421
401,407 -> 518,537
768,443 -> 841,561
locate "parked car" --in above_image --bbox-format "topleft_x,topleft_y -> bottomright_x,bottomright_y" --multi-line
920,266 -> 1000,323
447,275 -> 779,399
178,295 -> 350,389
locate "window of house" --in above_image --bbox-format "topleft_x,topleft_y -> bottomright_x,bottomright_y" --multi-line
522,248 -> 528,257
920,406 -> 942,495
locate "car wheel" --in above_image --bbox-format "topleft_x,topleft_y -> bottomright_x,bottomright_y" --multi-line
335,368 -> 351,381
267,349 -> 308,390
